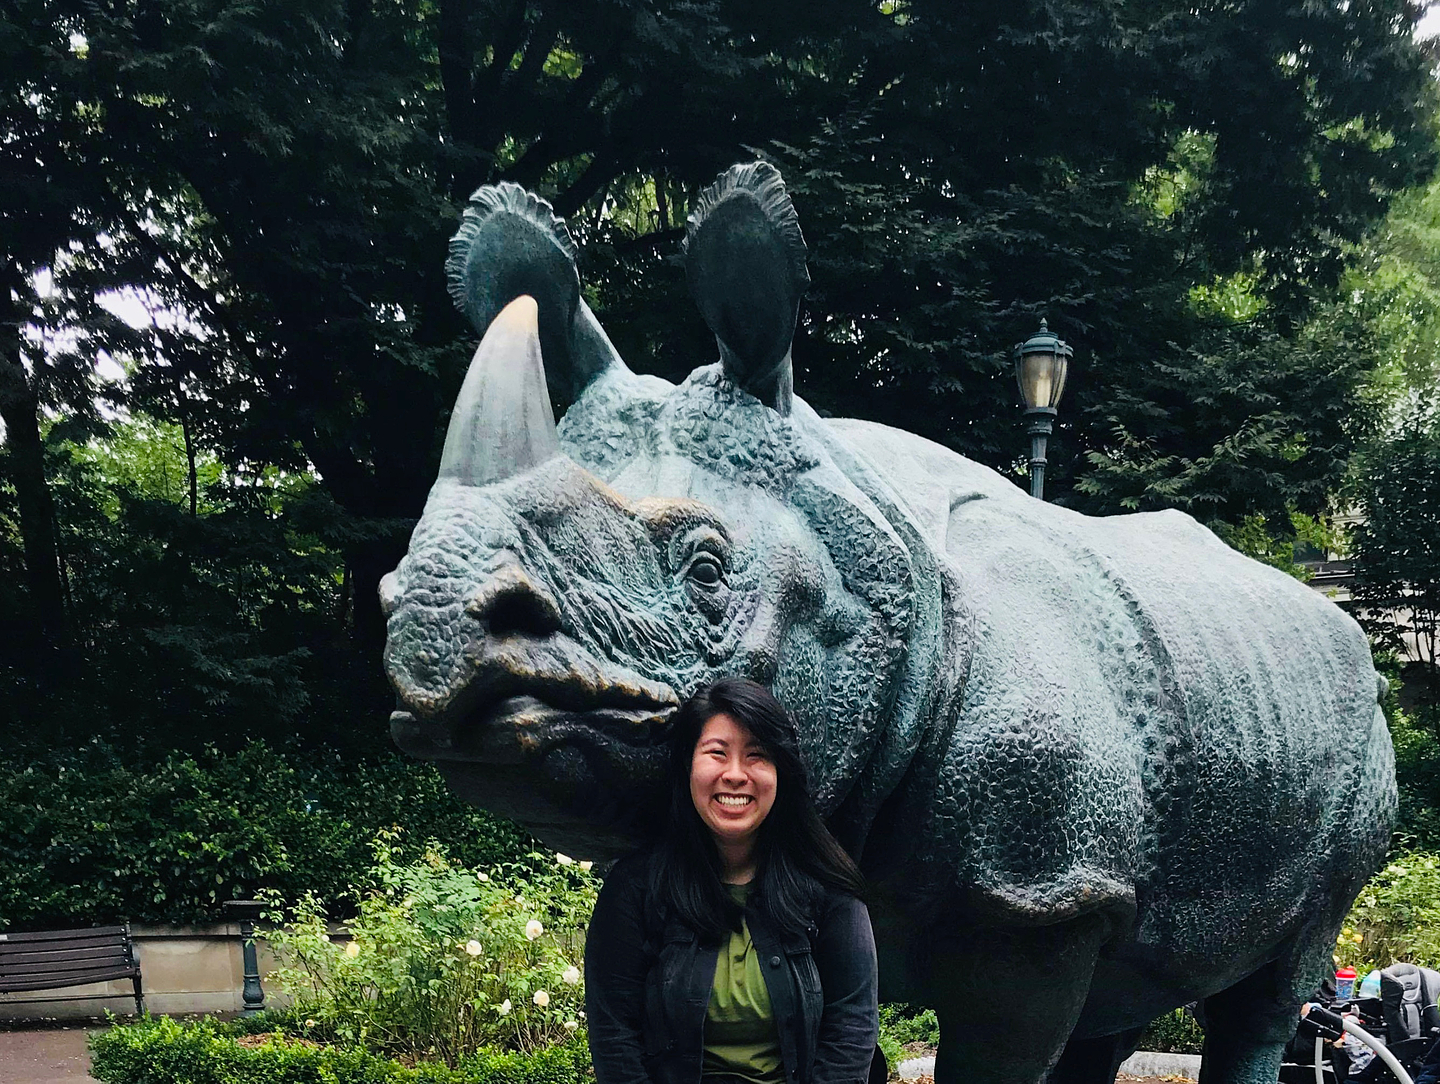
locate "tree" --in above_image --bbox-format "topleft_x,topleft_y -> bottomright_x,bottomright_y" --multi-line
1353,407 -> 1440,717
4,0 -> 1436,749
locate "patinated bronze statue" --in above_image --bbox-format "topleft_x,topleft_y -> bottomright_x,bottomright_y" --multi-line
381,163 -> 1396,1084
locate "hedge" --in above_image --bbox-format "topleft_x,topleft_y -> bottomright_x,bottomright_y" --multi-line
89,1017 -> 592,1084
0,741 -> 532,930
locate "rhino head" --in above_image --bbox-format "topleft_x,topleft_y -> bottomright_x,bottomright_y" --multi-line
382,167 -> 924,857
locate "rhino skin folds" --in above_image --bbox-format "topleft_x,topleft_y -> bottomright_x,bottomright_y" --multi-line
381,164 -> 1396,1084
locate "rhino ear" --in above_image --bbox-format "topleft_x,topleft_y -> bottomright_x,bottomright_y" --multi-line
448,183 -> 628,408
684,162 -> 809,415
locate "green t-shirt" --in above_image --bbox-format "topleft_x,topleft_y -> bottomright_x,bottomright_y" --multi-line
703,884 -> 785,1084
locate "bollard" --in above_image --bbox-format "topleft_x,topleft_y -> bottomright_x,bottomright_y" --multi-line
223,900 -> 266,1014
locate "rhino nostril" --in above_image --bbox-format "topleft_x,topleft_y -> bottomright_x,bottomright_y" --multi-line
487,590 -> 562,637
466,569 -> 563,638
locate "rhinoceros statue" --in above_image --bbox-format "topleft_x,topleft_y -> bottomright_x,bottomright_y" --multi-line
382,163 -> 1396,1084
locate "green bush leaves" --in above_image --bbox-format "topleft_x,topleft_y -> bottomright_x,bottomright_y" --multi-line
265,837 -> 594,1064
0,742 -> 532,930
88,1016 -> 592,1084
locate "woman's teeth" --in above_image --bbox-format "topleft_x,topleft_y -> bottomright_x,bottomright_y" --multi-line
715,794 -> 752,807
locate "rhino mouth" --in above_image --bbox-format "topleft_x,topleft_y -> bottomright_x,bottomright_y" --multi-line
389,631 -> 679,765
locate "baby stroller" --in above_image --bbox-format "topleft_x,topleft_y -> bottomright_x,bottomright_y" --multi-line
1282,964 -> 1440,1084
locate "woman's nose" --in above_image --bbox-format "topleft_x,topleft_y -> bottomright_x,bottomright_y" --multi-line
720,759 -> 747,782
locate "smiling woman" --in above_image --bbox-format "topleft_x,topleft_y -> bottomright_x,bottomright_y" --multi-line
583,678 -> 883,1084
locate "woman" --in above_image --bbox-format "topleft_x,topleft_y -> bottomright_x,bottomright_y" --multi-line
585,677 -> 881,1084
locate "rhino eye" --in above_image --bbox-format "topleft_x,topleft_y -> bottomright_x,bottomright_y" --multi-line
686,554 -> 724,587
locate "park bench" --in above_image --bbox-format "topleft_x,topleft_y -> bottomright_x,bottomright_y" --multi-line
0,925 -> 144,1015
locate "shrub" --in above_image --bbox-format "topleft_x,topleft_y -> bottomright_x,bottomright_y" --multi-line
877,1003 -> 939,1072
1137,1007 -> 1205,1054
88,1015 -> 592,1084
266,834 -> 595,1065
0,741 -> 532,930
1337,849 -> 1440,972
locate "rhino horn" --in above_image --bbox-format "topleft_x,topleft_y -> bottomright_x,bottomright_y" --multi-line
438,295 -> 563,486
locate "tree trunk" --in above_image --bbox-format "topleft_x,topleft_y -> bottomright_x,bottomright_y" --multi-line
0,276 -> 66,640
179,403 -> 198,516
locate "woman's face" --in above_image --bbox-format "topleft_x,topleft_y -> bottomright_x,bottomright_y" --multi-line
689,712 -> 778,850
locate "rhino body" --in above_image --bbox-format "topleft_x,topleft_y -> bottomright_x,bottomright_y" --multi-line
382,168 -> 1396,1084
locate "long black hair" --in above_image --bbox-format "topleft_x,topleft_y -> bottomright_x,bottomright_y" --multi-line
647,677 -> 866,941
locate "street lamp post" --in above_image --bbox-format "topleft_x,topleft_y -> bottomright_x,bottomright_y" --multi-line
1013,319 -> 1072,501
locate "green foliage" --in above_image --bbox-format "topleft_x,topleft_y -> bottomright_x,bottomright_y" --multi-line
1337,851 -> 1440,973
1348,172 -> 1440,400
0,742 -> 531,930
1209,510 -> 1343,581
266,836 -> 594,1064
0,0 -> 1433,785
1,411 -> 403,757
877,1003 -> 940,1071
88,1015 -> 592,1084
1388,699 -> 1440,846
1071,305 -> 1380,524
1352,406 -> 1440,717
1137,1008 -> 1205,1055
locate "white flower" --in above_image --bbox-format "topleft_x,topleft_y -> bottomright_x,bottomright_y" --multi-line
304,1019 -> 317,1028
578,861 -> 593,872
533,989 -> 550,1007
514,894 -> 525,905
344,941 -> 361,958
498,999 -> 512,1015
562,966 -> 581,986
525,919 -> 544,940
477,872 -> 489,882
556,853 -> 574,866
563,1020 -> 579,1031
465,940 -> 483,956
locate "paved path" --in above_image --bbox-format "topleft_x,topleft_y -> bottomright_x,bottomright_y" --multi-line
0,1029 -> 98,1084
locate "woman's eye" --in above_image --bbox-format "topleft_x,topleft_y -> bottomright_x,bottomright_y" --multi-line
686,554 -> 724,586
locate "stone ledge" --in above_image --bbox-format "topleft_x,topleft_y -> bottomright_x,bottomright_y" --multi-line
897,1050 -> 1201,1081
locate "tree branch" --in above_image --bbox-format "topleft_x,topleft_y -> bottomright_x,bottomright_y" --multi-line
438,0 -> 474,143
470,0 -> 531,153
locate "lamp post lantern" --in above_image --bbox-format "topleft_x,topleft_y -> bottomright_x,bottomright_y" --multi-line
1013,319 -> 1072,500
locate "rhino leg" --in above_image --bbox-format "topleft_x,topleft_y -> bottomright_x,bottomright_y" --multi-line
1197,961 -> 1308,1084
1046,1026 -> 1145,1084
1197,889 -> 1356,1084
928,914 -> 1109,1084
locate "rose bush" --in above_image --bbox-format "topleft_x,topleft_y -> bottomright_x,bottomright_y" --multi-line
264,831 -> 595,1065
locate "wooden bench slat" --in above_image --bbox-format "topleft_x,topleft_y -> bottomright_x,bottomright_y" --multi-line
0,944 -> 130,967
0,932 -> 127,944
0,940 -> 129,957
0,965 -> 139,993
1,954 -> 131,977
0,927 -> 127,944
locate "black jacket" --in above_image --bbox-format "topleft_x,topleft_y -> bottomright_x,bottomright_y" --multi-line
584,852 -> 880,1084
